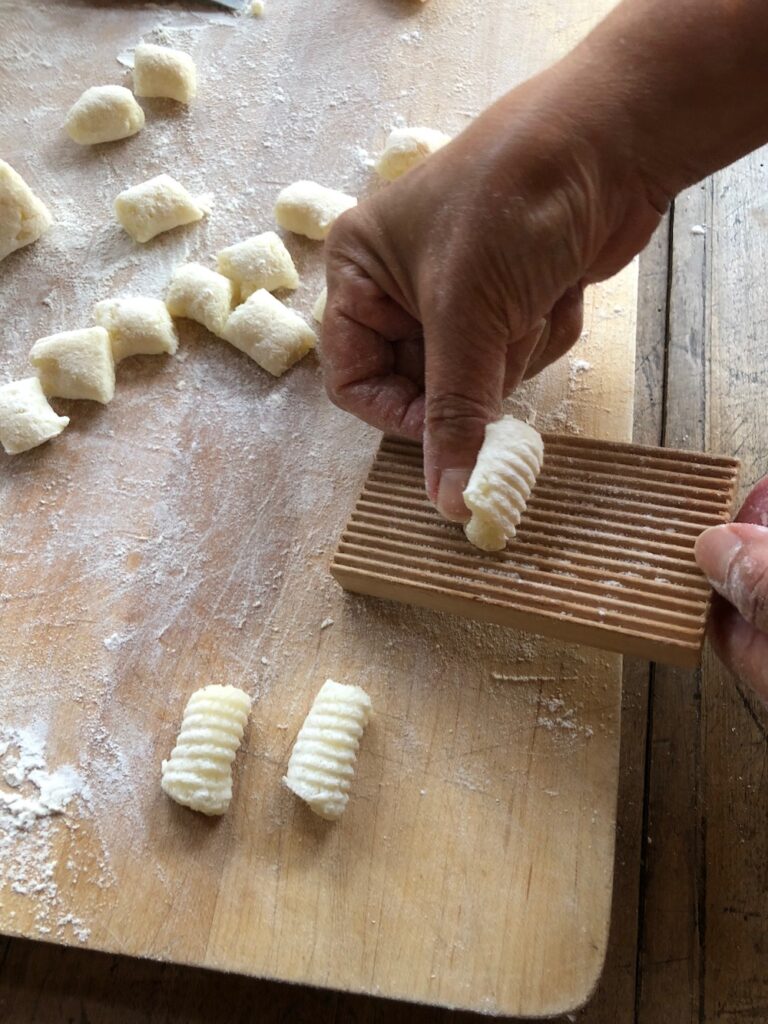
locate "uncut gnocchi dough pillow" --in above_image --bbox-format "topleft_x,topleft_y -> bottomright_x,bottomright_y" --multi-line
223,290 -> 316,377
30,327 -> 116,404
133,43 -> 197,104
274,181 -> 356,240
166,263 -> 234,337
216,232 -> 299,302
94,296 -> 178,361
376,126 -> 451,181
115,175 -> 208,243
65,85 -> 145,145
0,378 -> 69,455
463,415 -> 544,551
0,160 -> 53,263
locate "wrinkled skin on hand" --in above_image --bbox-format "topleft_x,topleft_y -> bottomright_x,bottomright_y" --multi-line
320,66 -> 665,520
696,477 -> 768,698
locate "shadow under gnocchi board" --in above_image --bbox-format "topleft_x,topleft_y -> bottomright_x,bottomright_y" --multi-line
0,0 -> 637,1018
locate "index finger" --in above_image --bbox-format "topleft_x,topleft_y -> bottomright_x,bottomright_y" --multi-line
320,264 -> 425,439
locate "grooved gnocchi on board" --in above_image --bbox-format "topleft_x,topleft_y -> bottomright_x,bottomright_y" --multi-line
283,679 -> 372,821
161,685 -> 252,816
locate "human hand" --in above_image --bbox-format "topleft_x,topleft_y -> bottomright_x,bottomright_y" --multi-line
320,61 -> 665,521
695,478 -> 768,698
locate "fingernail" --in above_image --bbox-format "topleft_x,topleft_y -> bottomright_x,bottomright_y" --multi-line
695,525 -> 742,588
436,468 -> 471,522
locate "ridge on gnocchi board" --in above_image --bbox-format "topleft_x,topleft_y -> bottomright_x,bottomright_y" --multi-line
0,0 -> 636,1017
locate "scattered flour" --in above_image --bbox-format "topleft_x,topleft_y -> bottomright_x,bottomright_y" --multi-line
0,724 -> 92,943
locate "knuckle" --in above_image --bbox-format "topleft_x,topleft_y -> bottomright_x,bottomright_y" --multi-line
426,391 -> 492,437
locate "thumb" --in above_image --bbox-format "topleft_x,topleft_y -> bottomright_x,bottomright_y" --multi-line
695,522 -> 768,632
421,313 -> 542,522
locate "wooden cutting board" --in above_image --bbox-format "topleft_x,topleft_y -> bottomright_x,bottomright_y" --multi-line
0,0 -> 637,1017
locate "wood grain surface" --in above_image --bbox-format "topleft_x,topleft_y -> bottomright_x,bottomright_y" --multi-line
2,155 -> 765,1024
0,0 -> 638,1018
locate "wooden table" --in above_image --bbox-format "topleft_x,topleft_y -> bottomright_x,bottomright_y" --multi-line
1,145 -> 766,1023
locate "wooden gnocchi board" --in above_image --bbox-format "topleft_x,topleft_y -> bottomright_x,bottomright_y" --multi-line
0,0 -> 637,1017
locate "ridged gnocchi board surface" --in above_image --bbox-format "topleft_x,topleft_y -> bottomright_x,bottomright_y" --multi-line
332,435 -> 740,668
1,0 -> 639,1018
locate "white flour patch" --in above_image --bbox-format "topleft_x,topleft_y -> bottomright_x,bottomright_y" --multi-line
0,724 -> 92,942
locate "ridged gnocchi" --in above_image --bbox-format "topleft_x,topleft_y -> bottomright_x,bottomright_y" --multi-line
161,684 -> 252,816
283,679 -> 372,821
463,416 -> 544,551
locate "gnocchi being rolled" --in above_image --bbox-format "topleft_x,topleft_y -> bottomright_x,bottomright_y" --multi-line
161,684 -> 252,816
375,126 -> 451,181
65,85 -> 145,145
115,174 -> 208,243
94,296 -> 178,361
0,161 -> 53,263
216,232 -> 299,302
463,415 -> 544,551
0,378 -> 69,455
283,679 -> 372,821
274,181 -> 356,241
223,290 -> 316,377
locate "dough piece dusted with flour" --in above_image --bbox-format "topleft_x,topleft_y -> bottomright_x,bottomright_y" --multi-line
376,126 -> 451,181
115,175 -> 207,243
94,296 -> 178,361
0,161 -> 53,263
284,679 -> 372,821
65,85 -> 145,145
161,685 -> 252,816
0,378 -> 69,455
223,290 -> 316,376
166,263 -> 234,337
312,286 -> 327,324
463,416 -> 544,551
133,44 -> 197,104
274,181 -> 356,241
30,327 -> 115,404
216,232 -> 299,302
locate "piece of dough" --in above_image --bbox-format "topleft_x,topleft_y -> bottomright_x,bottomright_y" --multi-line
114,175 -> 208,243
283,679 -> 372,821
376,126 -> 451,181
166,263 -> 234,337
65,85 -> 145,145
0,160 -> 53,263
250,0 -> 264,13
216,232 -> 299,302
161,684 -> 252,816
30,327 -> 115,404
223,290 -> 316,376
0,378 -> 69,455
274,181 -> 356,241
133,43 -> 197,104
94,296 -> 178,361
312,286 -> 327,324
463,415 -> 544,551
